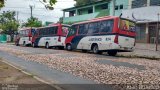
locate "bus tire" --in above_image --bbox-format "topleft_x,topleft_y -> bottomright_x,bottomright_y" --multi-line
16,42 -> 19,46
82,50 -> 87,53
108,51 -> 117,56
23,41 -> 26,46
92,44 -> 102,54
66,44 -> 72,51
45,42 -> 50,49
32,43 -> 36,48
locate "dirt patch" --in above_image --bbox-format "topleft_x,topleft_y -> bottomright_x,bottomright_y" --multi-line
0,58 -> 57,90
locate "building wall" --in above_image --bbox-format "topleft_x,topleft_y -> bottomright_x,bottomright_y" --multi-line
109,0 -> 129,16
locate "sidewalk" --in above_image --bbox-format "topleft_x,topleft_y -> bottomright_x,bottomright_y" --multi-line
118,43 -> 160,59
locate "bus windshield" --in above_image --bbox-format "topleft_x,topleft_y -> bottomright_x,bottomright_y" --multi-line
67,26 -> 77,37
119,18 -> 136,32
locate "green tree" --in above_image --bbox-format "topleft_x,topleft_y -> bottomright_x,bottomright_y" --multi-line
22,17 -> 42,27
0,11 -> 19,35
0,0 -> 4,8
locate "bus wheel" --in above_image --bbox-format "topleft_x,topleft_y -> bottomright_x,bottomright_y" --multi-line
23,42 -> 26,46
16,42 -> 19,46
108,51 -> 117,56
92,45 -> 103,54
66,44 -> 72,51
32,43 -> 36,48
45,43 -> 50,49
82,50 -> 87,53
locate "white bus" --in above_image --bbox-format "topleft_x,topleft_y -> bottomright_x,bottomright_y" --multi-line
15,28 -> 34,46
32,23 -> 70,49
65,16 -> 136,56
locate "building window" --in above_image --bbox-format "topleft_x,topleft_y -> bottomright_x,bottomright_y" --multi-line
69,10 -> 75,17
101,3 -> 108,9
88,9 -> 93,14
78,10 -> 82,15
150,0 -> 160,6
120,4 -> 123,9
132,0 -> 147,8
136,24 -> 146,41
115,5 -> 118,10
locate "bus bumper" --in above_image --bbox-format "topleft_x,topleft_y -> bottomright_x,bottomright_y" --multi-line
108,43 -> 135,52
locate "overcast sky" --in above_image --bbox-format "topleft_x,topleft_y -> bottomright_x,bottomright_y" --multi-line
1,0 -> 75,24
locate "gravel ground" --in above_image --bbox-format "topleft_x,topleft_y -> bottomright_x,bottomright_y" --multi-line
0,44 -> 160,88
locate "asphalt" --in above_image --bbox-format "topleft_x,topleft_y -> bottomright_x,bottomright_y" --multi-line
96,59 -> 146,70
0,50 -> 114,90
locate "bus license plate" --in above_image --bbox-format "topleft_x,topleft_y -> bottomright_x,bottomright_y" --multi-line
124,47 -> 129,50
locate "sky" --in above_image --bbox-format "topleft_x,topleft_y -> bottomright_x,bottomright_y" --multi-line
0,0 -> 76,24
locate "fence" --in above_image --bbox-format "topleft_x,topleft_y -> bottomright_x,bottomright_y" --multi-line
0,34 -> 12,43
0,34 -> 7,43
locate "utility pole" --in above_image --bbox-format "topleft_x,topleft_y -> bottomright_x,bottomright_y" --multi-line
30,5 -> 33,18
16,11 -> 19,21
112,0 -> 115,16
156,13 -> 160,51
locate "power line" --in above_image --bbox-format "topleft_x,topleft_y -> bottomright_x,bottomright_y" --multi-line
18,11 -> 61,18
3,7 -> 70,10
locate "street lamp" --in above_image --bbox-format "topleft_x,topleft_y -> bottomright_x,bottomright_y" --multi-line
156,13 -> 160,51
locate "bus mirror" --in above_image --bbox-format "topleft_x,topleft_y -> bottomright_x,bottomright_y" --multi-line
119,13 -> 122,18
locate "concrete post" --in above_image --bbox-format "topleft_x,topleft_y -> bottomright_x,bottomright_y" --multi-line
147,0 -> 150,6
75,9 -> 78,16
146,23 -> 149,43
63,11 -> 65,18
128,0 -> 132,9
93,5 -> 95,13
112,0 -> 115,16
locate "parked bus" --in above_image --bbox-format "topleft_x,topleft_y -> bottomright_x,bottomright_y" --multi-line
32,23 -> 70,49
65,16 -> 136,56
15,27 -> 34,46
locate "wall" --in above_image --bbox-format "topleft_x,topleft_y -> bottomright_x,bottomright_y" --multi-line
109,0 -> 129,16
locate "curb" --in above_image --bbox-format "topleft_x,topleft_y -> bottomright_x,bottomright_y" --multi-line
117,54 -> 160,60
1,59 -> 63,90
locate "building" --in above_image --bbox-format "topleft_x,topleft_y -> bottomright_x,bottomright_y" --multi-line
62,0 -> 129,24
62,0 -> 160,43
122,0 -> 160,43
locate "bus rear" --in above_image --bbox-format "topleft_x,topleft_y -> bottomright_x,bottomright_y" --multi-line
115,18 -> 136,51
15,28 -> 32,46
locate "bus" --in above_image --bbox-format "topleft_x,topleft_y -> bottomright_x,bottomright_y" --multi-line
31,23 -> 70,49
15,27 -> 34,46
65,16 -> 136,56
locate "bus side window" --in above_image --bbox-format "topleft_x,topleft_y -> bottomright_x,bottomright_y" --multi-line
31,29 -> 36,36
79,24 -> 88,35
88,22 -> 99,35
100,20 -> 114,33
54,26 -> 58,34
39,29 -> 43,36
